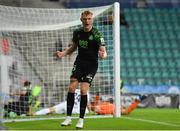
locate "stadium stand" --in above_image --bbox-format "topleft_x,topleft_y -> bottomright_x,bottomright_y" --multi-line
66,0 -> 180,9
121,7 -> 180,89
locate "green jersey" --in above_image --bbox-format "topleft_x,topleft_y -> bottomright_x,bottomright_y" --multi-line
72,27 -> 105,62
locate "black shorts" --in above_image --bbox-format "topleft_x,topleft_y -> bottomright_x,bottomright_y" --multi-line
70,60 -> 98,84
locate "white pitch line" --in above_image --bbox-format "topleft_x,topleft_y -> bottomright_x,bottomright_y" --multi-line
122,116 -> 180,127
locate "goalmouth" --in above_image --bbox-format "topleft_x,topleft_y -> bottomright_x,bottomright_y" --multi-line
0,2 -> 120,122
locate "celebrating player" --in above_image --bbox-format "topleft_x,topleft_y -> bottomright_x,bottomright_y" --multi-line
56,10 -> 107,129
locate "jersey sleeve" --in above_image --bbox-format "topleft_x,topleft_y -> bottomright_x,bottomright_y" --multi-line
72,29 -> 79,44
94,28 -> 105,46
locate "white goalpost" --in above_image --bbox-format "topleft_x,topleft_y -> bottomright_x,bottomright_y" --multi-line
0,2 -> 120,122
113,2 -> 121,117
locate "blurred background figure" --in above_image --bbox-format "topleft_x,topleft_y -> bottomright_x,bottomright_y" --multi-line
4,81 -> 32,117
136,0 -> 147,8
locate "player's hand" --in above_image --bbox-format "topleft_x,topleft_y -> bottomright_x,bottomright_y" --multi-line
99,49 -> 107,59
56,51 -> 65,58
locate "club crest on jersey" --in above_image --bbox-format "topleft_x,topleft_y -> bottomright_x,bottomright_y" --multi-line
89,35 -> 93,40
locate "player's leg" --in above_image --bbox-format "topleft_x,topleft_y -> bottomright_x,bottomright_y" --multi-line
76,63 -> 98,129
76,82 -> 89,129
61,78 -> 78,126
125,95 -> 147,115
35,108 -> 51,115
125,99 -> 140,115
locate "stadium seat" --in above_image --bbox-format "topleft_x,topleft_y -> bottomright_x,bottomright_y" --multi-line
140,49 -> 149,58
148,49 -> 157,58
136,70 -> 145,78
134,58 -> 142,67
151,58 -> 159,67
126,58 -> 134,67
138,39 -> 147,49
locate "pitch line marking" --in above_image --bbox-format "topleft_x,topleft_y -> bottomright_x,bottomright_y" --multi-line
122,116 -> 180,127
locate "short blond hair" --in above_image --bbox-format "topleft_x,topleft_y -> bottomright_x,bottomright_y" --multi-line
81,10 -> 93,17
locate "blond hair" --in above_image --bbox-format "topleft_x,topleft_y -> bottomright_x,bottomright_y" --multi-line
81,10 -> 93,17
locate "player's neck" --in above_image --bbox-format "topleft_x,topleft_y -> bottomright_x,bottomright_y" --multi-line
83,26 -> 93,32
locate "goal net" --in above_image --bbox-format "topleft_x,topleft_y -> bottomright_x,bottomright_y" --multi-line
0,3 -> 120,122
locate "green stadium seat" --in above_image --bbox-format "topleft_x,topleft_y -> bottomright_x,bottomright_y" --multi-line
128,70 -> 137,78
156,50 -> 165,58
126,58 -> 134,67
134,23 -> 143,30
164,49 -> 173,58
167,30 -> 177,39
151,58 -> 159,67
158,23 -> 166,31
144,70 -> 153,78
161,40 -> 170,49
121,30 -> 128,39
153,70 -> 161,78
147,13 -> 156,21
145,78 -> 156,85
154,40 -> 163,49
134,58 -> 142,67
120,59 -> 126,68
165,22 -> 174,31
146,40 -> 154,48
167,59 -> 176,68
142,59 -> 151,68
121,39 -> 130,49
175,60 -> 180,67
138,39 -> 147,49
143,31 -> 152,40
170,40 -> 178,49
129,39 -> 139,49
125,14 -> 133,21
159,59 -> 167,68
140,49 -> 149,58
169,69 -> 178,78
172,49 -> 179,58
123,49 -> 132,58
121,69 -> 128,78
132,49 -> 141,58
136,71 -> 145,78
161,71 -> 169,78
148,49 -> 157,58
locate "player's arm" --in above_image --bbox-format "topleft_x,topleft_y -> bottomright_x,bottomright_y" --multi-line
97,32 -> 107,59
99,45 -> 107,59
56,42 -> 77,58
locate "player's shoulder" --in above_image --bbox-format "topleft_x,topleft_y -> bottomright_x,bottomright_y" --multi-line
92,27 -> 101,34
92,27 -> 103,38
73,27 -> 83,34
92,27 -> 102,35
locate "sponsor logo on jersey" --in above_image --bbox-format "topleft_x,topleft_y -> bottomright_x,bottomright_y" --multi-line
100,38 -> 105,43
79,40 -> 88,48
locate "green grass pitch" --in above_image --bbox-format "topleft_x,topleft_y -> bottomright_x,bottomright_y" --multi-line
3,108 -> 180,130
